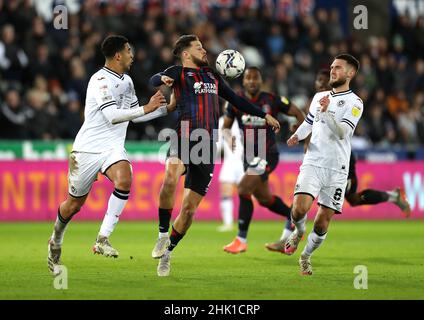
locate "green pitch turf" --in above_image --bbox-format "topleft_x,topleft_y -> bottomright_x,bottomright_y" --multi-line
0,220 -> 423,300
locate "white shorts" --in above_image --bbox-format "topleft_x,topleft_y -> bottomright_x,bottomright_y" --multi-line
294,164 -> 348,213
218,157 -> 244,184
68,148 -> 130,197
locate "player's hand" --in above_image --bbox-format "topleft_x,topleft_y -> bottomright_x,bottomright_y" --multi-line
265,114 -> 280,133
287,134 -> 299,147
145,90 -> 167,113
167,91 -> 177,112
161,75 -> 174,87
319,95 -> 330,112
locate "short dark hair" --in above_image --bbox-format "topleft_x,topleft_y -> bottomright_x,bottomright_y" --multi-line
245,66 -> 262,76
172,34 -> 198,58
335,53 -> 360,72
101,35 -> 128,59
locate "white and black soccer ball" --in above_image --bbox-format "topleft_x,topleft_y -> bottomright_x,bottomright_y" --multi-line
215,49 -> 246,79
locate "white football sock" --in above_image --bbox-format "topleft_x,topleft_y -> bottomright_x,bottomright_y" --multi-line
159,232 -> 169,238
292,214 -> 307,236
99,189 -> 129,238
302,230 -> 327,257
51,215 -> 68,246
237,236 -> 247,243
220,197 -> 234,226
280,228 -> 293,242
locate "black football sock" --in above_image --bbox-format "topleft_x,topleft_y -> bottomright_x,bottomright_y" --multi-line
237,194 -> 254,239
264,195 -> 291,218
167,225 -> 185,251
358,189 -> 389,205
158,208 -> 172,233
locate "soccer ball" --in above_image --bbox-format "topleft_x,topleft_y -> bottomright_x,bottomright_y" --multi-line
215,49 -> 245,79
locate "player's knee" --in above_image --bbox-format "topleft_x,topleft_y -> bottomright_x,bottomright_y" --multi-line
346,194 -> 360,206
238,182 -> 254,197
114,177 -> 132,191
292,202 -> 308,216
161,178 -> 178,194
181,202 -> 196,219
313,221 -> 328,235
66,202 -> 83,215
257,196 -> 272,207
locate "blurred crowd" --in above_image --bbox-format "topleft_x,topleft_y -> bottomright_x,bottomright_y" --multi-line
0,0 -> 423,148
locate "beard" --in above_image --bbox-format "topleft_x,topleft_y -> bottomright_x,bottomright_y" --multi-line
329,77 -> 347,89
192,55 -> 209,67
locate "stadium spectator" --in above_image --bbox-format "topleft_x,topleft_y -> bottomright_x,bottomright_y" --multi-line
0,87 -> 33,139
0,24 -> 28,82
0,0 -> 422,147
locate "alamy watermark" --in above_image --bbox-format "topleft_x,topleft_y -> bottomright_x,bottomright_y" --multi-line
53,265 -> 68,290
53,5 -> 68,30
353,265 -> 368,289
353,5 -> 368,30
157,121 -> 268,175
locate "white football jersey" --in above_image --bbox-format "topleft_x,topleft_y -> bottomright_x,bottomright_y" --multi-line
303,89 -> 363,174
218,116 -> 244,163
72,67 -> 138,153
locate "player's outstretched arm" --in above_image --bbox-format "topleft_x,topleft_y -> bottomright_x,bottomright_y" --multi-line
149,66 -> 180,87
219,79 -> 280,132
287,120 -> 312,146
132,91 -> 176,123
103,91 -> 166,125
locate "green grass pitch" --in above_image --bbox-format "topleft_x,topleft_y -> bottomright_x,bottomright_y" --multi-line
0,220 -> 423,300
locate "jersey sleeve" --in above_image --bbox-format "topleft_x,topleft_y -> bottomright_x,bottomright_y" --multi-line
340,97 -> 363,132
304,93 -> 319,125
149,65 -> 182,87
274,94 -> 291,114
129,78 -> 139,109
93,77 -> 117,111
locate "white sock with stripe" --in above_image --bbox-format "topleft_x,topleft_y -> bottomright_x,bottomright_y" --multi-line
99,188 -> 129,238
302,229 -> 327,257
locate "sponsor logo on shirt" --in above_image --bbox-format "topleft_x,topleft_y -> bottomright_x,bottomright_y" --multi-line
193,81 -> 217,94
352,105 -> 361,117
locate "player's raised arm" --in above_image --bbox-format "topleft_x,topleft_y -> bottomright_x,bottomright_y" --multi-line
218,77 -> 280,132
286,95 -> 317,146
149,66 -> 181,87
319,94 -> 363,139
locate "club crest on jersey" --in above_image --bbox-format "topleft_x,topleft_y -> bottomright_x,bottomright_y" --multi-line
337,100 -> 345,107
193,81 -> 217,94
